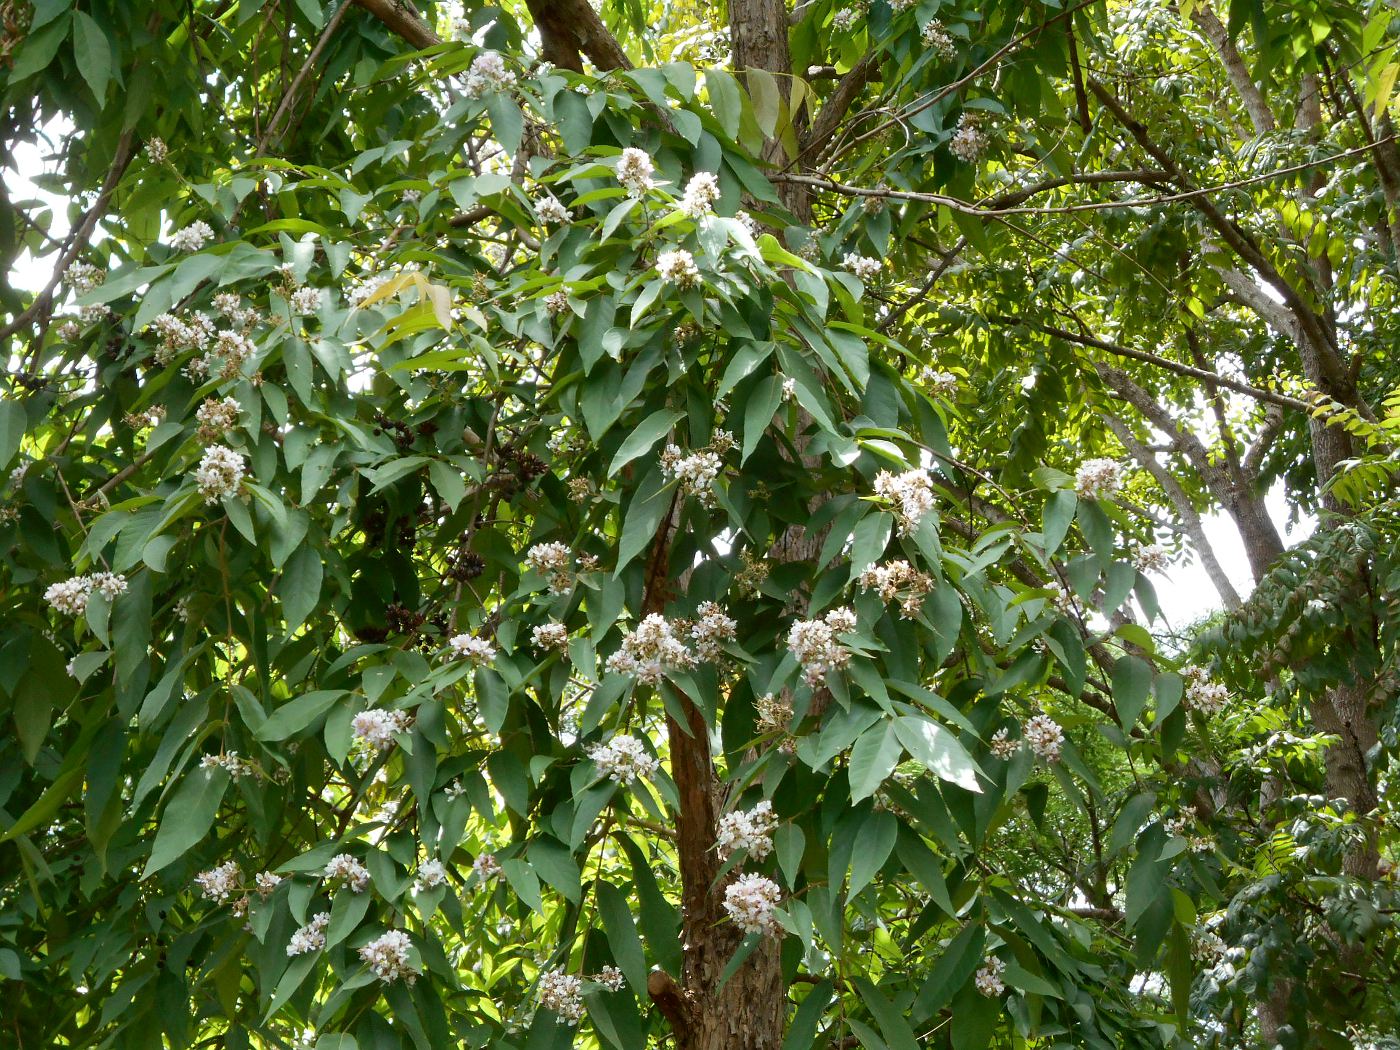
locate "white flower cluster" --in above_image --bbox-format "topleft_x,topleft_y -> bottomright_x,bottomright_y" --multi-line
324,853 -> 371,893
949,116 -> 988,163
194,860 -> 241,902
532,621 -> 570,651
545,288 -> 571,316
660,439 -> 728,505
195,396 -> 239,440
287,912 -> 331,956
57,319 -> 82,341
842,252 -> 882,282
348,271 -> 393,308
526,541 -> 575,593
1132,542 -> 1170,573
678,171 -> 720,218
656,248 -> 700,289
200,751 -> 254,778
921,20 -> 957,59
605,614 -> 695,684
787,606 -> 858,686
1182,665 -> 1228,716
873,468 -> 935,534
716,800 -> 777,860
588,734 -> 659,785
44,572 -> 127,616
988,727 -> 1020,759
1190,927 -> 1227,963
472,852 -> 502,881
974,955 -> 1005,996
595,964 -> 625,991
465,50 -> 516,97
857,559 -> 934,618
617,147 -> 655,198
536,194 -> 571,224
169,220 -> 215,252
352,708 -> 413,751
832,6 -> 862,30
149,311 -> 214,365
1074,457 -> 1123,500
193,444 -> 246,503
690,601 -> 737,661
723,873 -> 782,936
922,368 -> 959,395
1022,714 -> 1064,762
538,969 -> 584,1022
146,137 -> 168,163
212,291 -> 261,329
448,632 -> 496,665
65,261 -> 105,294
359,929 -> 418,983
289,286 -> 322,315
255,871 -> 282,897
413,859 -> 448,893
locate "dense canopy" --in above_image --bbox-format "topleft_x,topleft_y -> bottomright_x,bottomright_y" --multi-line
2,1 -> 1400,1048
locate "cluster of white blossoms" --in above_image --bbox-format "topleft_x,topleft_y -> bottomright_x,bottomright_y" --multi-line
538,969 -> 584,1022
1074,457 -> 1123,500
169,220 -> 214,252
358,929 -> 418,983
678,171 -> 720,218
1132,541 -> 1170,574
974,955 -> 1005,997
921,19 -> 957,59
656,247 -> 701,289
448,632 -> 496,665
525,541 -> 575,594
286,912 -> 331,956
988,726 -> 1020,759
1022,714 -> 1064,762
832,5 -> 863,30
595,965 -> 625,991
616,147 -> 655,198
532,621 -> 570,651
605,614 -> 695,683
872,467 -> 936,534
149,310 -> 215,365
857,559 -> 934,618
948,116 -> 988,163
464,50 -> 516,97
348,271 -> 394,308
841,252 -> 883,282
588,734 -> 659,785
689,601 -> 737,661
472,852 -> 502,881
716,800 -> 778,860
545,288 -> 571,316
324,853 -> 371,893
1182,665 -> 1228,716
535,193 -> 571,225
352,708 -> 413,751
921,368 -> 959,395
660,433 -> 734,504
193,444 -> 247,503
787,606 -> 858,686
212,291 -> 261,329
255,871 -> 282,897
64,261 -> 105,294
288,286 -> 322,315
723,872 -> 783,936
194,860 -> 240,902
44,572 -> 127,617
195,396 -> 240,441
413,859 -> 448,893
200,751 -> 255,779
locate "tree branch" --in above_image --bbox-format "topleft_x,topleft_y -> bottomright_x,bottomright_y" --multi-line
351,0 -> 439,49
522,0 -> 631,72
1188,2 -> 1274,135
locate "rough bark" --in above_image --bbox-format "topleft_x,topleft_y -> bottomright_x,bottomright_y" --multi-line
730,0 -> 810,221
351,0 -> 439,49
522,0 -> 632,72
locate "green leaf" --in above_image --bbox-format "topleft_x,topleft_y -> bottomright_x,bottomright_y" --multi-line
1109,791 -> 1157,856
848,809 -> 897,897
597,881 -> 648,992
609,408 -> 682,476
741,374 -> 783,462
255,690 -> 345,741
71,11 -> 113,102
280,543 -> 323,632
848,722 -> 903,802
1041,490 -> 1076,556
1112,654 -> 1152,730
7,13 -> 69,81
0,399 -> 25,473
142,768 -> 229,877
893,716 -> 982,792
615,467 -> 671,573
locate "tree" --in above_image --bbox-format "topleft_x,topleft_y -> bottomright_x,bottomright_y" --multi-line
1,1 -> 1398,1049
